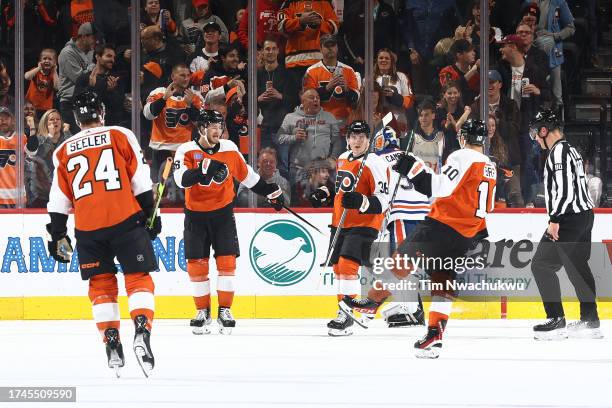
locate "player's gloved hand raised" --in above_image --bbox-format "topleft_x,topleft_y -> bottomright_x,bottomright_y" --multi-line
145,215 -> 162,240
45,223 -> 73,263
309,186 -> 330,208
341,192 -> 370,212
392,153 -> 417,177
265,183 -> 284,211
199,158 -> 227,183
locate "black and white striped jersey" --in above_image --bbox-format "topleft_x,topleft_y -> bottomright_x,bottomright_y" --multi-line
544,139 -> 594,222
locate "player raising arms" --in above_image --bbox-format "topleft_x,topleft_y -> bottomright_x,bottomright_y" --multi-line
311,120 -> 390,336
340,120 -> 496,358
173,110 -> 284,335
46,91 -> 161,377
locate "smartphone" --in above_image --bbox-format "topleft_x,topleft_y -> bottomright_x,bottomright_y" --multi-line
521,77 -> 530,97
381,75 -> 390,87
266,80 -> 273,90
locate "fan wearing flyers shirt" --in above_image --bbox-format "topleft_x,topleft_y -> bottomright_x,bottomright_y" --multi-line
189,21 -> 222,75
202,43 -> 247,106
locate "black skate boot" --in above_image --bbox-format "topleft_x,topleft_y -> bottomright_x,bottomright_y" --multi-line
217,307 -> 236,335
133,315 -> 154,377
386,304 -> 426,328
104,328 -> 125,378
414,320 -> 446,359
327,309 -> 354,336
339,295 -> 380,328
190,308 -> 212,335
533,317 -> 567,341
567,319 -> 603,339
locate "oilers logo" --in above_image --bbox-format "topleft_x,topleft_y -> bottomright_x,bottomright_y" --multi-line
335,170 -> 356,193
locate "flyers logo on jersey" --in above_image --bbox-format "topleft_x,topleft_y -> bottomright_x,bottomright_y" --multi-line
165,108 -> 191,128
0,150 -> 17,168
335,170 -> 356,193
484,163 -> 497,180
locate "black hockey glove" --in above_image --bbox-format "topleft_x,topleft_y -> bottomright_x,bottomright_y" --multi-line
265,183 -> 284,211
45,223 -> 73,263
392,153 -> 417,177
309,186 -> 331,208
341,192 -> 369,212
199,158 -> 227,184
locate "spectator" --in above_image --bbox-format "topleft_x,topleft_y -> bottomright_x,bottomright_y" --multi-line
74,43 -> 126,127
518,2 -> 539,32
236,147 -> 290,207
467,0 -> 503,49
237,0 -> 283,51
487,113 -> 514,207
293,157 -> 335,207
57,22 -> 96,133
0,107 -> 38,208
202,43 -> 247,106
374,48 -> 414,137
435,81 -> 464,153
470,69 -> 523,207
257,38 -> 293,149
410,99 -> 445,174
527,0 -> 574,110
0,58 -> 13,112
179,0 -> 229,56
141,0 -> 178,35
349,81 -> 386,130
228,8 -> 245,44
439,39 -> 480,106
303,34 -> 359,128
189,21 -> 221,74
24,49 -> 59,118
57,0 -> 95,43
24,100 -> 38,139
141,25 -> 187,84
225,86 -> 249,150
144,63 -> 203,182
25,109 -> 71,208
278,0 -> 339,99
516,22 -> 550,76
276,88 -> 340,185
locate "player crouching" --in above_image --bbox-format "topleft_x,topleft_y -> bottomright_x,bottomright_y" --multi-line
340,120 -> 496,358
173,110 -> 284,335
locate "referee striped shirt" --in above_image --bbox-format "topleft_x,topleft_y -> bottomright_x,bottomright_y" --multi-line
544,139 -> 594,223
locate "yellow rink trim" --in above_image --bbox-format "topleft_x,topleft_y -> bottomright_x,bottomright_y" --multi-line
1,296 -> 612,320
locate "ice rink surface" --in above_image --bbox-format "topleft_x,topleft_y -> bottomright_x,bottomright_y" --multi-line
1,319 -> 611,408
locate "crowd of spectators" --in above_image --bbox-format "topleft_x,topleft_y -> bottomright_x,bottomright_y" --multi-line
0,0 -> 603,209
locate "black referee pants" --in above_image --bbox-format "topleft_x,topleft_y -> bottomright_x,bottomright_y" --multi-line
531,210 -> 599,321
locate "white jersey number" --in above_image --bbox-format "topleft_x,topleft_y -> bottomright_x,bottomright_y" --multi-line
475,181 -> 495,219
67,149 -> 121,200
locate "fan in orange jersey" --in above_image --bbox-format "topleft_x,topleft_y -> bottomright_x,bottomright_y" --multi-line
303,34 -> 359,124
173,110 -> 284,335
143,63 -> 203,181
309,120 -> 390,336
340,119 -> 496,358
46,91 -> 161,377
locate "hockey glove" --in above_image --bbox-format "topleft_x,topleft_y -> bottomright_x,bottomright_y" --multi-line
145,216 -> 162,240
392,153 -> 418,177
45,223 -> 73,263
199,158 -> 227,184
264,183 -> 284,211
309,186 -> 331,208
341,192 -> 370,212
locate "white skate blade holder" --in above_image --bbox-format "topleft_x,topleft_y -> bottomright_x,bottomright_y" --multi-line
328,327 -> 353,337
192,325 -> 212,335
415,346 -> 441,359
534,328 -> 568,341
568,327 -> 604,339
133,342 -> 153,378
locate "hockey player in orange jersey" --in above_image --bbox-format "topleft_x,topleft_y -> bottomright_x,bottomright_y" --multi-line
173,110 -> 284,335
46,91 -> 161,377
310,120 -> 390,336
340,119 -> 496,358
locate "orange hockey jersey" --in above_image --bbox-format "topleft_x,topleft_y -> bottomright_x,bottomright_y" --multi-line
332,150 -> 390,230
303,61 -> 359,122
26,69 -> 55,111
278,1 -> 339,68
47,126 -> 153,232
0,133 -> 31,205
173,139 -> 260,212
409,148 -> 496,238
144,88 -> 204,151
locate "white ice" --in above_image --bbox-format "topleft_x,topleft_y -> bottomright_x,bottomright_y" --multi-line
1,319 -> 611,408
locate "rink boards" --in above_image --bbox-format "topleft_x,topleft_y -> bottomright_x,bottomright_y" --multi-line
0,209 -> 611,320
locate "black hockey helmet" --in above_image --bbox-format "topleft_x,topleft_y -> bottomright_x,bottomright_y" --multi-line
195,109 -> 225,129
459,119 -> 487,146
347,120 -> 370,138
73,90 -> 105,125
529,109 -> 562,140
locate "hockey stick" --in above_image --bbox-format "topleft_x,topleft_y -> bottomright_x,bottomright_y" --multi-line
281,204 -> 327,236
147,157 -> 173,229
322,112 -> 393,269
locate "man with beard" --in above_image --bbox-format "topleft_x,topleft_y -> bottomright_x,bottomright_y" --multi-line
202,43 -> 247,106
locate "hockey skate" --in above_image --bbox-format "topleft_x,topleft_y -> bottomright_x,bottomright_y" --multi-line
327,309 -> 354,336
104,328 -> 124,378
414,321 -> 446,359
190,308 -> 212,335
133,315 -> 155,377
217,307 -> 236,335
382,298 -> 426,328
533,317 -> 568,341
567,319 -> 604,339
338,295 -> 380,328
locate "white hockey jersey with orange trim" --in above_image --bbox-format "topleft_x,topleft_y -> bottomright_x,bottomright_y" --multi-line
411,148 -> 496,238
47,126 -> 153,232
332,150 -> 390,230
173,139 -> 260,212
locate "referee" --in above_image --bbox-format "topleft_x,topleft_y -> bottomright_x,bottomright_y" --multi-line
529,109 -> 602,340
